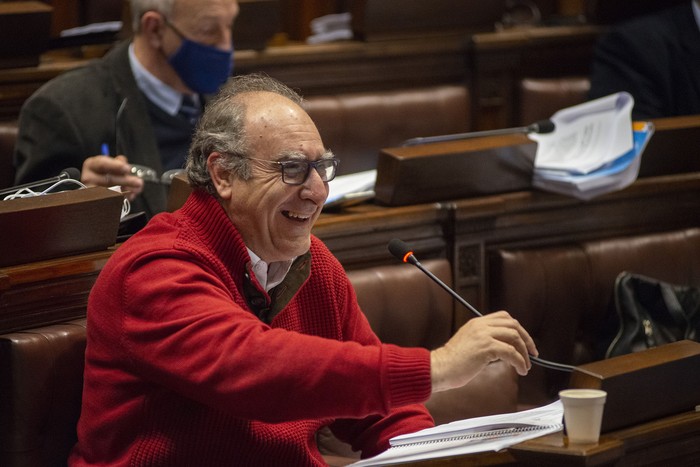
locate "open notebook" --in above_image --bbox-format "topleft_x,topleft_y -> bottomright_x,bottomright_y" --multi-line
349,400 -> 563,466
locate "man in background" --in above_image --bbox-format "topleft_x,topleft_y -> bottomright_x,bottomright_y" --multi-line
13,0 -> 239,217
588,0 -> 700,120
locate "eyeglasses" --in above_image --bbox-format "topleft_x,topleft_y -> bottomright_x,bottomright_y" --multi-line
247,157 -> 340,185
163,18 -> 187,40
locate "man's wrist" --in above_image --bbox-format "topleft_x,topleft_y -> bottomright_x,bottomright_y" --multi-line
430,347 -> 449,393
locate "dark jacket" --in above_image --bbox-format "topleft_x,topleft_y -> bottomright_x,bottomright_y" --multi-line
14,41 -> 169,216
588,2 -> 700,120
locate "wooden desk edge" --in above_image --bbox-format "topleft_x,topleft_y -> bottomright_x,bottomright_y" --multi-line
508,432 -> 624,467
0,247 -> 115,290
509,409 -> 700,466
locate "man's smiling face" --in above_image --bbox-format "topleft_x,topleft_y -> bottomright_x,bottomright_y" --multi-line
221,91 -> 330,262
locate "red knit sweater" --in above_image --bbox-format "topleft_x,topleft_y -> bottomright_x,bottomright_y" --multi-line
69,190 -> 433,466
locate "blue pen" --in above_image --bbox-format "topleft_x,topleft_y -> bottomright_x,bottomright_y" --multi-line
101,143 -> 110,156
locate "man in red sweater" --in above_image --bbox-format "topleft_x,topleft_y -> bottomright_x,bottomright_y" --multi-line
69,74 -> 538,466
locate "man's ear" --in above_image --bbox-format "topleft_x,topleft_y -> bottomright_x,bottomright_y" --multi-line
208,152 -> 234,199
140,10 -> 166,48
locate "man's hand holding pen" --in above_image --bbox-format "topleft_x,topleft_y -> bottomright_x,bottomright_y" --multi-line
81,154 -> 144,201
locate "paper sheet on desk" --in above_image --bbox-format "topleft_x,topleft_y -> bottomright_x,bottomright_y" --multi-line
532,121 -> 654,200
531,92 -> 634,175
60,21 -> 123,37
324,170 -> 376,208
348,400 -> 563,466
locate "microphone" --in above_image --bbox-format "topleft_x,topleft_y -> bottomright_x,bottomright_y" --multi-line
402,119 -> 556,147
0,167 -> 81,197
387,238 -> 574,372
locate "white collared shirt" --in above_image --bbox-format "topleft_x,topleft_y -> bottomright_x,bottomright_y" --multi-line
127,43 -> 200,116
247,249 -> 294,292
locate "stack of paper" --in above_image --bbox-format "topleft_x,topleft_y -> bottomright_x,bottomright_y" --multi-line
349,400 -> 563,466
307,12 -> 354,44
530,92 -> 655,200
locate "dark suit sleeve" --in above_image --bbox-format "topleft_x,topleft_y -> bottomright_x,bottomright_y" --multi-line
13,90 -> 93,184
588,26 -> 668,120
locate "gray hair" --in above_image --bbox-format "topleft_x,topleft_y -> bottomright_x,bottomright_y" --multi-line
130,0 -> 175,32
186,73 -> 304,195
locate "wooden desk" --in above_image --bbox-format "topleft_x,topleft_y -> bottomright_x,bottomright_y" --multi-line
0,201 -> 448,334
0,247 -> 112,333
0,36 -> 468,121
1,24 -> 604,128
313,201 -> 448,271
235,36 -> 468,96
510,408 -> 700,466
377,408 -> 700,466
3,172 -> 700,335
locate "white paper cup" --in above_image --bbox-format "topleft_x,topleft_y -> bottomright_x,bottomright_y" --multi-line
559,389 -> 607,444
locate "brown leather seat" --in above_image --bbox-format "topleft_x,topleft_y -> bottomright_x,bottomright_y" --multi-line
347,259 -> 517,424
319,259 -> 518,461
0,319 -> 86,467
488,228 -> 700,408
304,85 -> 471,175
518,77 -> 590,125
347,259 -> 453,349
0,121 -> 18,190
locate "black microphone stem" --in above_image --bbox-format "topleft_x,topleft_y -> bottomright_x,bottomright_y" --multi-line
399,249 -> 573,373
411,257 -> 483,319
403,127 -> 528,146
0,168 -> 80,197
402,119 -> 555,147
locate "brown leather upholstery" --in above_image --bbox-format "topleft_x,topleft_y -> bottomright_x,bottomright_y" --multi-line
518,77 -> 590,126
304,84 -> 470,175
488,228 -> 700,408
347,259 -> 454,349
346,259 -> 518,424
0,121 -> 18,190
0,319 -> 86,467
319,259 -> 517,460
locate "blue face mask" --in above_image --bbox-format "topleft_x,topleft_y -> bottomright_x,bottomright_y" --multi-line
166,23 -> 234,94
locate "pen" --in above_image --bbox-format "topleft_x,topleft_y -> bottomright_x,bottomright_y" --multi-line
101,143 -> 110,156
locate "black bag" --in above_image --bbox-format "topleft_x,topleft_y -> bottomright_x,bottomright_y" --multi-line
605,272 -> 700,358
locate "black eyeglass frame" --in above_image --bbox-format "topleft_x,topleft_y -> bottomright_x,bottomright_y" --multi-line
244,156 -> 340,185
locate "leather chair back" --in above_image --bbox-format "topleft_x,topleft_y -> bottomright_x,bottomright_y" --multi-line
0,319 -> 86,467
347,259 -> 453,349
518,77 -> 590,126
347,259 -> 518,424
319,259 -> 518,460
304,84 -> 470,176
488,228 -> 700,407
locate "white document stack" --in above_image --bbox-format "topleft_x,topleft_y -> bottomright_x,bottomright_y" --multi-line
530,92 -> 655,200
349,400 -> 564,466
